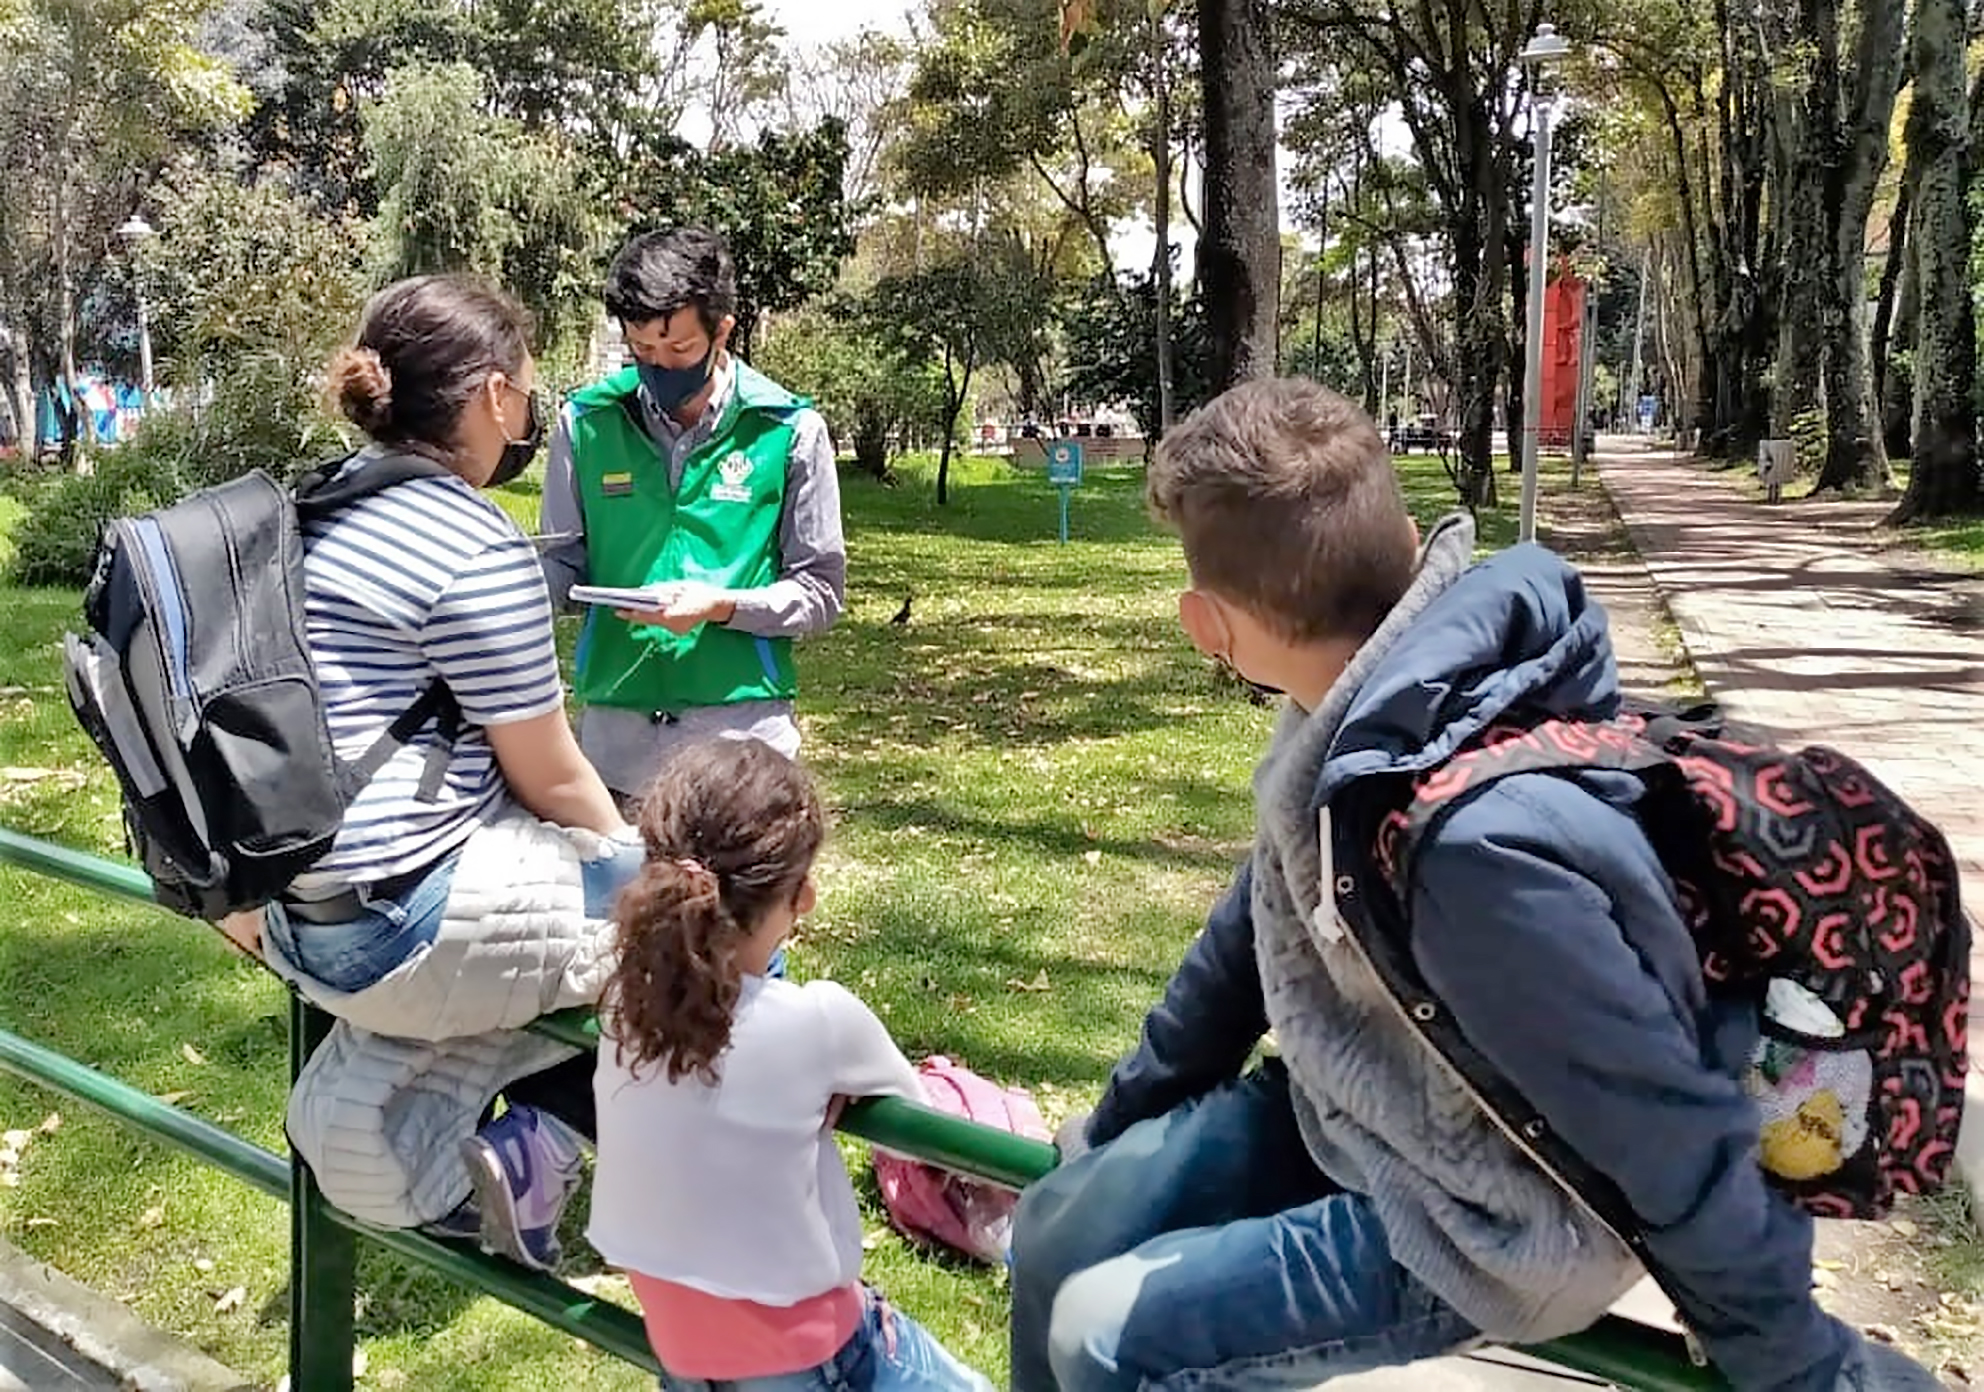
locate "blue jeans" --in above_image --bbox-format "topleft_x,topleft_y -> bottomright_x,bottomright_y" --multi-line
268,835 -> 650,995
660,1290 -> 992,1392
267,854 -> 460,993
1009,1064 -> 1480,1391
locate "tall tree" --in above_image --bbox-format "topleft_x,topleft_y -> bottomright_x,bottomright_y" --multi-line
1283,0 -> 1567,500
616,120 -> 856,359
1890,0 -> 1979,523
249,0 -> 658,213
866,258 -> 991,505
362,61 -> 603,353
1809,0 -> 1907,494
0,0 -> 247,460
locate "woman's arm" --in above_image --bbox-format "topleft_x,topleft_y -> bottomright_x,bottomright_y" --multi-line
485,709 -> 625,835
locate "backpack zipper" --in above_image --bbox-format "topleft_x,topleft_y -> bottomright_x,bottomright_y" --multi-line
1330,895 -> 1713,1368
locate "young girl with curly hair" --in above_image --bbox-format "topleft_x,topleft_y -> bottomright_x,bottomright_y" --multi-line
588,739 -> 993,1391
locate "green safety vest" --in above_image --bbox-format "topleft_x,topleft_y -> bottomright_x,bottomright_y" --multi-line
567,362 -> 804,714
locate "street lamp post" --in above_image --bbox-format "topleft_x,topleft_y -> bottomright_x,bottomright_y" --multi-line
115,214 -> 156,411
1517,22 -> 1571,545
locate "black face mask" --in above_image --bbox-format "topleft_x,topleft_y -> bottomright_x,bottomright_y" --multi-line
637,343 -> 717,415
489,389 -> 545,488
1215,655 -> 1283,704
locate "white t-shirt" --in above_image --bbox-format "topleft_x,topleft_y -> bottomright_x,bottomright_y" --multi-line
588,977 -> 924,1305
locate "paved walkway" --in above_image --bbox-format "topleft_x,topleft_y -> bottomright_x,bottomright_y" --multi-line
1598,442 -> 1984,931
0,1305 -> 118,1390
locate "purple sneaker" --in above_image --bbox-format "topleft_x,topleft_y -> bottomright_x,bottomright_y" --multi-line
459,1105 -> 585,1271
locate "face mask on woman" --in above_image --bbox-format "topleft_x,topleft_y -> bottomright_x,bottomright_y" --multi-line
489,387 -> 545,487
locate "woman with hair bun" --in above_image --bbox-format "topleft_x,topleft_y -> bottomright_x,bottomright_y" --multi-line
254,274 -> 642,1272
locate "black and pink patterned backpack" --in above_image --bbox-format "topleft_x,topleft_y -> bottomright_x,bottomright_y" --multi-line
1376,702 -> 1969,1219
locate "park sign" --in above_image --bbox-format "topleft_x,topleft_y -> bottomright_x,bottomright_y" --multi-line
1047,440 -> 1083,542
1047,440 -> 1084,486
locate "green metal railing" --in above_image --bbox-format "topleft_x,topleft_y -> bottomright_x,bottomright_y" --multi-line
0,827 -> 1727,1390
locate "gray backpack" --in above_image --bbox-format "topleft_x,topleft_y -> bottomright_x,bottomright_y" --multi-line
64,456 -> 461,921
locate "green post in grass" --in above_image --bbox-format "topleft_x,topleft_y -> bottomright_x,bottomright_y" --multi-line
289,995 -> 358,1392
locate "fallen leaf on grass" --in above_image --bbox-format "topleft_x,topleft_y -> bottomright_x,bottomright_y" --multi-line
1889,1218 -> 1919,1239
140,1207 -> 164,1229
180,1043 -> 208,1066
154,1092 -> 191,1106
193,1259 -> 214,1274
1008,969 -> 1052,993
37,1113 -> 59,1135
212,1286 -> 246,1314
1082,850 -> 1102,866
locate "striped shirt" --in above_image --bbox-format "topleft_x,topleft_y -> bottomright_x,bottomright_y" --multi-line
290,452 -> 566,894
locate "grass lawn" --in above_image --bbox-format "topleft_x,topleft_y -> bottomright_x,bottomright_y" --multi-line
0,448 -> 1549,1387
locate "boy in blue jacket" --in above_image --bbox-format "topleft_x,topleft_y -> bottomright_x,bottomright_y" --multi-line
1008,380 -> 1939,1392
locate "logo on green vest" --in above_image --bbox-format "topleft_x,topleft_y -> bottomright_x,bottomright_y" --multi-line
712,451 -> 755,503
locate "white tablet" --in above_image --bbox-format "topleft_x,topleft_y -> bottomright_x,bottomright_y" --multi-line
568,584 -> 668,610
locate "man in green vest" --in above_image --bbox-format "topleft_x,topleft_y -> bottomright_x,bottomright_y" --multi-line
539,227 -> 846,804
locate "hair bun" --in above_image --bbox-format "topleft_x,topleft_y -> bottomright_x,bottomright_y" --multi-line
327,346 -> 395,435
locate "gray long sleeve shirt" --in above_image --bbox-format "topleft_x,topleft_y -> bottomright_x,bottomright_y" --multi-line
538,359 -> 846,795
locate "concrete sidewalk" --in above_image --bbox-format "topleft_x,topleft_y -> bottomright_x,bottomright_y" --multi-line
1596,440 -> 1984,1218
1595,441 -> 1983,927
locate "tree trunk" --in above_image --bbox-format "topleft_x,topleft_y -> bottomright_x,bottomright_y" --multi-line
1770,9 -> 1830,440
1870,169 -> 1916,422
1347,238 -> 1376,411
1504,226 -> 1527,472
936,346 -> 958,506
1880,225 -> 1920,462
1658,88 -> 1716,441
1151,17 -> 1176,436
854,407 -> 891,479
1890,0 -> 1979,524
52,179 -> 92,459
1196,0 -> 1277,390
1449,195 -> 1505,507
2,324 -> 33,460
1813,0 -> 1906,494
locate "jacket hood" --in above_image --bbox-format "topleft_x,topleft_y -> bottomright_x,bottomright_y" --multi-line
1315,537 -> 1620,805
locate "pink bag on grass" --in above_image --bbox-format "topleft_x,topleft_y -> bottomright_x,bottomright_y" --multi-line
872,1056 -> 1051,1263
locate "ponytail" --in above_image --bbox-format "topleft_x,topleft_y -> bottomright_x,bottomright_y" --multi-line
599,740 -> 826,1086
601,857 -> 744,1085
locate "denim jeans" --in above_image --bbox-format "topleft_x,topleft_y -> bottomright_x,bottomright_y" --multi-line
266,854 -> 460,994
1009,1063 -> 1481,1391
659,1290 -> 993,1392
267,833 -> 650,996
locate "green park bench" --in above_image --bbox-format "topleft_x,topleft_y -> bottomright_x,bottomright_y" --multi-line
0,826 -> 1725,1391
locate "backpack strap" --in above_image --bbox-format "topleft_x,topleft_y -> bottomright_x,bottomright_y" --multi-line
1385,715 -> 1689,899
293,450 -> 458,519
337,681 -> 463,804
296,452 -> 471,806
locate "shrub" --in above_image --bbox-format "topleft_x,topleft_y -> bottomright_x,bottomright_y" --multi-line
8,447 -> 186,587
8,357 -> 349,587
